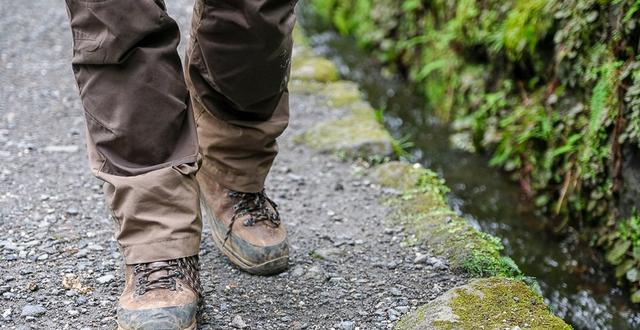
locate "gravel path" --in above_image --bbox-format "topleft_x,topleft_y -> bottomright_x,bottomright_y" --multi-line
0,1 -> 464,329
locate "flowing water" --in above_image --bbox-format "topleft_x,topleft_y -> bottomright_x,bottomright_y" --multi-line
299,7 -> 640,330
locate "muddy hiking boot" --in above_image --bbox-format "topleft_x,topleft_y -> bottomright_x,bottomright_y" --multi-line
198,173 -> 289,275
117,256 -> 202,330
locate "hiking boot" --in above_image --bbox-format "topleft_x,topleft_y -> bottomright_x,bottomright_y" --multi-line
117,256 -> 202,330
198,173 -> 289,275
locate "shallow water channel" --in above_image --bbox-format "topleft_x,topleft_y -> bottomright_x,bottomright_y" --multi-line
299,8 -> 640,330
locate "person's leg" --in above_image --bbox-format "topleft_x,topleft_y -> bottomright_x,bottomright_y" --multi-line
185,0 -> 296,274
64,0 -> 201,328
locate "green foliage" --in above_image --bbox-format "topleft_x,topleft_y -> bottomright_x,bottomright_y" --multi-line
391,134 -> 415,160
606,211 -> 640,295
310,0 -> 640,301
501,0 -> 554,59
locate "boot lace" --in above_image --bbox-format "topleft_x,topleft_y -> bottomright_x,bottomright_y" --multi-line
224,190 -> 281,243
133,256 -> 202,298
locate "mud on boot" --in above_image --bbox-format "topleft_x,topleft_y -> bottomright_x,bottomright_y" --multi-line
117,256 -> 202,330
197,172 -> 289,275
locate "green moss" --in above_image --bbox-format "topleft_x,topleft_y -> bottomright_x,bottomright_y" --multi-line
395,278 -> 571,329
372,162 -> 520,277
294,105 -> 394,160
288,79 -> 326,94
291,56 -> 339,82
321,81 -> 363,107
292,25 -> 310,46
501,0 -> 554,59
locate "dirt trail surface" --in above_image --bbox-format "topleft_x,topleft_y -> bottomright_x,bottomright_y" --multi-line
0,1 -> 464,329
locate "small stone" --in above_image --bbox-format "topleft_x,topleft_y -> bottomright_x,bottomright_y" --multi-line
43,145 -> 79,153
20,305 -> 46,317
230,315 -> 248,329
2,308 -> 11,319
312,248 -> 342,262
76,296 -> 88,306
414,253 -> 428,264
304,265 -> 327,281
390,288 -> 402,296
66,208 -> 79,216
2,240 -> 17,250
339,320 -> 355,330
87,244 -> 104,251
96,275 -> 115,284
290,266 -> 305,278
26,282 -> 38,292
427,257 -> 448,270
396,306 -> 410,314
37,254 -> 48,261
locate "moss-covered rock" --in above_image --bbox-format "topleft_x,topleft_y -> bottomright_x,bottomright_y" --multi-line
322,81 -> 362,107
288,79 -> 326,94
294,106 -> 394,160
372,162 -> 520,277
395,277 -> 571,330
291,56 -> 339,82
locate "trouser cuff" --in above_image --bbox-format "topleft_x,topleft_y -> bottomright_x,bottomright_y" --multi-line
199,160 -> 267,193
122,235 -> 201,265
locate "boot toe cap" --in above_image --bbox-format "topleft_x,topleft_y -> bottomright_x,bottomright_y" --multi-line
117,302 -> 197,330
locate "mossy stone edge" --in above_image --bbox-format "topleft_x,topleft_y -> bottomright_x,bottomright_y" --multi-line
290,27 -> 571,329
394,277 -> 570,330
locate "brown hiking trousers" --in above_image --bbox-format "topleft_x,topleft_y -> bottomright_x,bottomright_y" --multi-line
64,0 -> 295,264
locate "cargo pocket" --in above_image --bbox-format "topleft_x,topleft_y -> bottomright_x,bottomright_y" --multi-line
65,0 -> 168,65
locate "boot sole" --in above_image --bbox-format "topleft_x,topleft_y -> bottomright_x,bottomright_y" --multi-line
117,319 -> 196,330
200,198 -> 289,275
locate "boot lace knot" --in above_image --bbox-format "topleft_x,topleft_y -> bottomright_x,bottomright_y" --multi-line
133,257 -> 202,298
225,190 -> 280,242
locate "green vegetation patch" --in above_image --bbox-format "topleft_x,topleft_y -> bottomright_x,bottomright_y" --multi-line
395,277 -> 571,330
291,56 -> 339,83
373,162 -> 520,277
322,81 -> 362,107
309,0 -> 640,302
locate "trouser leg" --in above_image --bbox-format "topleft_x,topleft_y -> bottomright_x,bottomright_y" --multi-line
64,0 -> 202,264
185,0 -> 296,193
